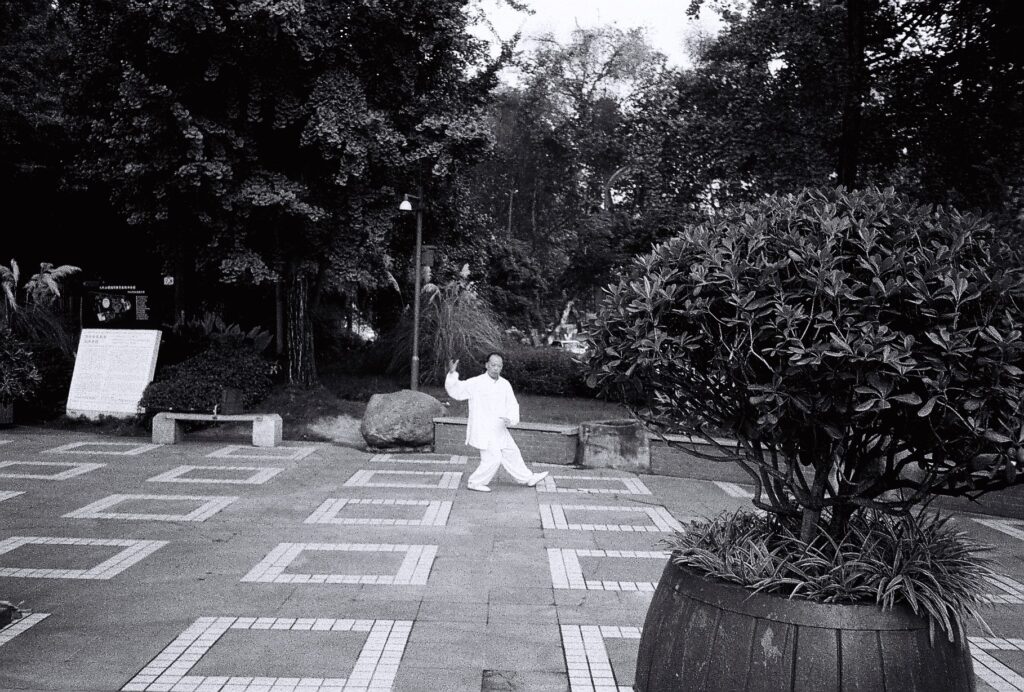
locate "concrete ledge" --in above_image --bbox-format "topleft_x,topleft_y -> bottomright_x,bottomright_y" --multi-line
152,412 -> 283,447
432,419 -> 1024,519
433,417 -> 578,466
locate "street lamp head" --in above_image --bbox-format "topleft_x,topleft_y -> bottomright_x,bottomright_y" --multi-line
399,194 -> 413,212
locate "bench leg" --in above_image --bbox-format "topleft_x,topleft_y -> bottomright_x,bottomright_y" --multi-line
152,417 -> 183,445
252,417 -> 282,447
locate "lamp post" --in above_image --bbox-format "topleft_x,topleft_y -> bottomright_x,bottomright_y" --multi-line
399,187 -> 424,391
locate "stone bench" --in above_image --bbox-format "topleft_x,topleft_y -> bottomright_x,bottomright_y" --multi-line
151,412 -> 283,447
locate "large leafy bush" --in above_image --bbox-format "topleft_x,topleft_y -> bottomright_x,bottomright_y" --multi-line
141,344 -> 277,414
588,187 -> 1024,542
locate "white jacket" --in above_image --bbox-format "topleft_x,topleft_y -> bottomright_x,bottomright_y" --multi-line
444,372 -> 520,450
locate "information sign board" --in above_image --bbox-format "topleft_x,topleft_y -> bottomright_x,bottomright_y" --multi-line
65,329 -> 161,420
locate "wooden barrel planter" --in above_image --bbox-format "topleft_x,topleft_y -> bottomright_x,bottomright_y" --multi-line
635,561 -> 975,692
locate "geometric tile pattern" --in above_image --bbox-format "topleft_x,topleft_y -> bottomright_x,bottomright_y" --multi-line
0,490 -> 24,503
146,465 -> 284,485
121,616 -> 412,692
548,548 -> 668,591
42,441 -> 162,456
63,494 -> 238,522
561,624 -> 641,692
970,638 -> 1024,691
974,519 -> 1024,542
713,481 -> 754,499
536,475 -> 651,495
206,445 -> 318,461
305,499 -> 452,527
0,612 -> 50,648
985,575 -> 1024,605
0,460 -> 105,480
241,543 -> 438,585
343,470 -> 461,490
0,536 -> 167,580
369,454 -> 469,465
540,504 -> 686,532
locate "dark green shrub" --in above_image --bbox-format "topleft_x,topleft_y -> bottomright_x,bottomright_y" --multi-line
589,187 -> 1024,539
159,313 -> 273,366
502,346 -> 587,397
141,344 -> 278,414
14,344 -> 73,421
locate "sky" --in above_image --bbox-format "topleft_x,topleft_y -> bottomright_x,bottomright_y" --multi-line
469,0 -> 723,70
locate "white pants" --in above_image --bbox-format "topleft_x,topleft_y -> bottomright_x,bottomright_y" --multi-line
469,442 -> 534,486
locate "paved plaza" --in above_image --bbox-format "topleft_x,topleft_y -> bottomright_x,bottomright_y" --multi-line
1,428 -> 1023,691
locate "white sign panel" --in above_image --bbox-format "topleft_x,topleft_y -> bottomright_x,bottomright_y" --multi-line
66,329 -> 161,420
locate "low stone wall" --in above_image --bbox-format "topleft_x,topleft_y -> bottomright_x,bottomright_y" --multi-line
433,417 -> 579,466
431,419 -> 1024,519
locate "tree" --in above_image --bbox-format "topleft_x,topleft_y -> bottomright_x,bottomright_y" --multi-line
0,1 -> 73,260
458,26 -> 670,320
64,0 -> 502,385
675,0 -> 1024,210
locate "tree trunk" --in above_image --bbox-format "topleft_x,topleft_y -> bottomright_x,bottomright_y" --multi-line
275,280 -> 285,356
286,264 -> 317,387
838,0 -> 866,188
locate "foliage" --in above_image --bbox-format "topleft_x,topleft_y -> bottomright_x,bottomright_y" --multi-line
22,262 -> 81,308
451,26 -> 670,313
0,261 -> 17,319
0,328 -> 42,406
666,510 -> 993,641
141,344 -> 277,414
502,345 -> 587,397
63,0 -> 508,385
0,259 -> 78,420
588,187 -> 1024,543
13,344 -> 74,421
659,0 -> 1024,209
0,0 -> 70,248
474,240 -> 547,327
384,278 -> 505,385
160,312 -> 273,367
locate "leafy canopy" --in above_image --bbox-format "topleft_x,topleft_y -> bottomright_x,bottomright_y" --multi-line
588,187 -> 1024,539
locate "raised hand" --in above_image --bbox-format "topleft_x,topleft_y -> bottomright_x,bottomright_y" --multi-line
447,359 -> 459,374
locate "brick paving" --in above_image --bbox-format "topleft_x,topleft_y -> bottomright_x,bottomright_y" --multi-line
0,428 -> 1022,691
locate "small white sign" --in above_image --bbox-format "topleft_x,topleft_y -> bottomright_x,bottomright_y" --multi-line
66,329 -> 161,420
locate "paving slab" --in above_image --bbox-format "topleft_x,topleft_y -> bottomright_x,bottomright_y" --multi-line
1,428 -> 1023,691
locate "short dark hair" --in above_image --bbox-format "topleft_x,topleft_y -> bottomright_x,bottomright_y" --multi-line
485,351 -> 504,363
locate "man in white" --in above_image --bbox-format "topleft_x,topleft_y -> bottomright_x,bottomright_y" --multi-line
445,353 -> 549,492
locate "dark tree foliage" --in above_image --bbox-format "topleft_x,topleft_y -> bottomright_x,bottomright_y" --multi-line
63,0 -> 504,384
663,0 -> 1024,212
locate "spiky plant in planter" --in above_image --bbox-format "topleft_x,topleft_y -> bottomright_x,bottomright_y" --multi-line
587,187 -> 1024,691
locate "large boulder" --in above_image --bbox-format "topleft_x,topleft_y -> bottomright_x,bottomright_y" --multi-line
360,389 -> 445,448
